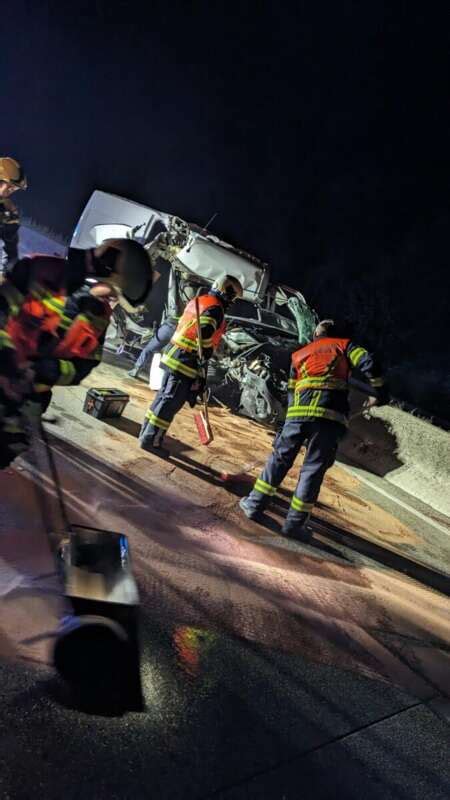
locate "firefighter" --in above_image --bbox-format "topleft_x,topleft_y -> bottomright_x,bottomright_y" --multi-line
139,274 -> 243,453
239,319 -> 389,542
0,157 -> 27,272
0,239 -> 153,468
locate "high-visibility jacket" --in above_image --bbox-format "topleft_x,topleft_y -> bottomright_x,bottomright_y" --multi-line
6,284 -> 111,391
161,292 -> 226,379
0,254 -> 109,466
287,336 -> 385,426
171,295 -> 226,351
2,256 -> 110,396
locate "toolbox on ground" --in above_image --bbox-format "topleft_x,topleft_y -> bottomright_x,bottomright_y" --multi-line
83,388 -> 130,419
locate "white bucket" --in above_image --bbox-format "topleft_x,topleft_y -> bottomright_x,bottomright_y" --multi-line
149,353 -> 164,390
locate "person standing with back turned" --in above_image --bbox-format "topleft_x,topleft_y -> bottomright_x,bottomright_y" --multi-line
239,319 -> 389,542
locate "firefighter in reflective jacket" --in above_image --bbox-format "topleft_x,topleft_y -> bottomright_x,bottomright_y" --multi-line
140,275 -> 243,452
239,319 -> 389,542
11,282 -> 114,418
0,239 -> 153,468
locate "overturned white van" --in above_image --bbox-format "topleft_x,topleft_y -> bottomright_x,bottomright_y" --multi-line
72,190 -> 317,425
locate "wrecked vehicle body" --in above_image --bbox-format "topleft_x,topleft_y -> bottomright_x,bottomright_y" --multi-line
71,190 -> 317,425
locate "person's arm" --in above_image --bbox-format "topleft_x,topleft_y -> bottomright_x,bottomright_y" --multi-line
32,355 -> 98,387
346,341 -> 389,404
287,362 -> 296,407
198,304 -> 224,361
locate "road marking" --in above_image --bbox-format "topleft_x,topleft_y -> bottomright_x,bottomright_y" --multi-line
340,463 -> 450,535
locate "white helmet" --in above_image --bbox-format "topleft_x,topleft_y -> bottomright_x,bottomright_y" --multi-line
211,274 -> 243,302
314,319 -> 335,338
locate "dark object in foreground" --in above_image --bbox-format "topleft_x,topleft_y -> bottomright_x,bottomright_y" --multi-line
53,526 -> 143,711
38,423 -> 143,711
83,388 -> 129,419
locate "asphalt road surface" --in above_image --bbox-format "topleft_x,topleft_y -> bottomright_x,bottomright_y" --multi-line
1,237 -> 449,797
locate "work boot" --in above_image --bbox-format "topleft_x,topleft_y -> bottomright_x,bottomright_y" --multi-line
139,429 -> 168,457
239,495 -> 266,521
281,519 -> 312,544
127,366 -> 141,379
140,419 -> 149,438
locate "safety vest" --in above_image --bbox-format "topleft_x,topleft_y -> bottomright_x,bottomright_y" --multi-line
287,337 -> 352,426
291,337 -> 351,391
171,295 -> 226,352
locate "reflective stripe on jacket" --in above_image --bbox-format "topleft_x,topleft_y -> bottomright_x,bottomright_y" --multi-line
161,292 -> 226,379
7,290 -> 110,366
287,337 -> 385,426
171,294 -> 226,352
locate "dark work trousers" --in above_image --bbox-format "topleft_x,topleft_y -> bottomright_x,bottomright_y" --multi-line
134,320 -> 176,371
140,368 -> 193,442
246,418 -> 345,528
0,223 -> 19,271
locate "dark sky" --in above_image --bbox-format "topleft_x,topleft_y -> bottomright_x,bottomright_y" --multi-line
2,1 -> 449,290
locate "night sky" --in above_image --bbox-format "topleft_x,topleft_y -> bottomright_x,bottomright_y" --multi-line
2,1 -> 449,412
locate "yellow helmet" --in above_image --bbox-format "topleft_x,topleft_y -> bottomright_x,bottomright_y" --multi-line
211,274 -> 243,302
0,157 -> 27,189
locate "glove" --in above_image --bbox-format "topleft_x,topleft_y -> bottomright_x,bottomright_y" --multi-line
188,377 -> 206,408
363,396 -> 379,410
363,385 -> 390,410
188,389 -> 198,409
377,385 -> 391,406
